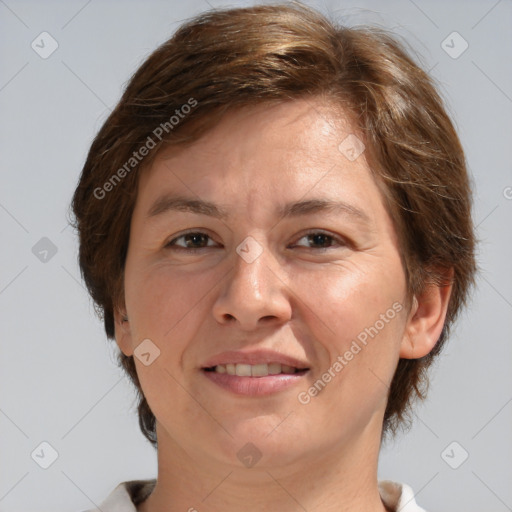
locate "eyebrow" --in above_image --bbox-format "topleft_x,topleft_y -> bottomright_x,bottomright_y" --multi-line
147,195 -> 370,224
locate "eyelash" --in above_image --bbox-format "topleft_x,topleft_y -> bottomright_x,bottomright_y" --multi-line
165,230 -> 347,252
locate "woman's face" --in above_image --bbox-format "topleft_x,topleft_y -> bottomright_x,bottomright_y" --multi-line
117,99 -> 412,469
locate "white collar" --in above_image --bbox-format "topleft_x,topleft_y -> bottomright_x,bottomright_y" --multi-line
93,479 -> 427,512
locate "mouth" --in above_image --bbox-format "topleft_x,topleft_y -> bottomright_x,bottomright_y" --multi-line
201,354 -> 310,396
203,362 -> 309,376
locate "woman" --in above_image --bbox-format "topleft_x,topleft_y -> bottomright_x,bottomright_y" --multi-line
72,3 -> 476,511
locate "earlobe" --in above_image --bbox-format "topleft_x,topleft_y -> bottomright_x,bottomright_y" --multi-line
400,269 -> 454,359
113,307 -> 134,356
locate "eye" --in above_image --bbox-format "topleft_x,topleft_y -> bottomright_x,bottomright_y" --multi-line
165,231 -> 218,251
165,230 -> 347,253
292,231 -> 346,250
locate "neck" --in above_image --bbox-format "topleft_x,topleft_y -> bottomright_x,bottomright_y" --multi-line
138,417 -> 389,512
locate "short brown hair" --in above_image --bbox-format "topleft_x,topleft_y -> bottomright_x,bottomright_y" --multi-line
71,2 -> 476,447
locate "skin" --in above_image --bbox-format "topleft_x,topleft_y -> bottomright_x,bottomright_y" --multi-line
114,98 -> 452,512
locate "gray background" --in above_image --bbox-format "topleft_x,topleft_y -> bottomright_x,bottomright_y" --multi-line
1,1 -> 511,511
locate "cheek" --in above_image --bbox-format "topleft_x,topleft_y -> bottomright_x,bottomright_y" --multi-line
293,262 -> 407,435
125,262 -> 216,344
293,255 -> 407,355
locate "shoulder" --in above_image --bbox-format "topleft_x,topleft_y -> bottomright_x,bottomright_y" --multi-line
83,479 -> 426,512
79,479 -> 156,512
378,480 -> 428,512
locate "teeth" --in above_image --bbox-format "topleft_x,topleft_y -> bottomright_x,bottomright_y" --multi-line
235,364 -> 252,377
268,362 -> 281,375
251,364 -> 269,377
281,364 -> 296,374
213,362 -> 302,376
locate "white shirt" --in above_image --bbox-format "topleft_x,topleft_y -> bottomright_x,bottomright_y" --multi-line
81,479 -> 427,511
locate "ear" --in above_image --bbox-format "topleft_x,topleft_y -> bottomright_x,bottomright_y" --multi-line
400,268 -> 454,359
113,305 -> 134,357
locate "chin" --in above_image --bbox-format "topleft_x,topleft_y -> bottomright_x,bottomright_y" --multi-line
209,419 -> 310,468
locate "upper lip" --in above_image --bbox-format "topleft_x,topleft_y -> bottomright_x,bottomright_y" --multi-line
201,350 -> 310,370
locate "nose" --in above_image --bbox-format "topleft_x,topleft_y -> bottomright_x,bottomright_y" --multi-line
211,241 -> 292,330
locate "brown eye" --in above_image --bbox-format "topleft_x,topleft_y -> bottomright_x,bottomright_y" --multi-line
293,231 -> 344,250
166,232 -> 216,250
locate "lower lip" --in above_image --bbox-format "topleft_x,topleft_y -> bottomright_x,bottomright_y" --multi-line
202,369 -> 308,396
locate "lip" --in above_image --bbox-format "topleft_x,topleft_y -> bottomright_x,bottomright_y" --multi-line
202,369 -> 309,396
201,349 -> 310,370
200,349 -> 310,397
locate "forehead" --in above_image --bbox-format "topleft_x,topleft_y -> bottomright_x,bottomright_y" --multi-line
128,98 -> 402,254
138,99 -> 370,196
149,99 -> 350,163
129,98 -> 397,239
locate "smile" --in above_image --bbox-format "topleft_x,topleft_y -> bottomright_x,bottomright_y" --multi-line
202,363 -> 309,396
205,362 -> 307,376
